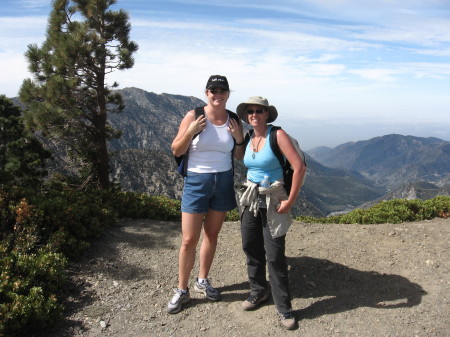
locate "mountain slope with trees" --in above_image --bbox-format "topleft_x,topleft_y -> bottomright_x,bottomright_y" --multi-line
106,87 -> 384,216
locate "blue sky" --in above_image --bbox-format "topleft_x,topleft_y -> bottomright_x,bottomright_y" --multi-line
1,0 -> 450,149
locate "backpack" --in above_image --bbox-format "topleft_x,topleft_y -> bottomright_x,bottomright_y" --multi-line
244,126 -> 307,195
175,106 -> 240,176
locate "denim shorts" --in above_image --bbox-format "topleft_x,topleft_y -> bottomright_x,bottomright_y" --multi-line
181,169 -> 237,213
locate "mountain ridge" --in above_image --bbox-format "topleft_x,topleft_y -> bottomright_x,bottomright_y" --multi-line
307,133 -> 450,189
11,88 -> 449,216
105,88 -> 390,216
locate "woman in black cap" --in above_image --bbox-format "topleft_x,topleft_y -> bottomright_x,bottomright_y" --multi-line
167,75 -> 244,314
235,96 -> 306,330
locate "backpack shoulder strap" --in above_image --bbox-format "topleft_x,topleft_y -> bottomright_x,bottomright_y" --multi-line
269,125 -> 286,168
192,106 -> 206,139
225,110 -> 241,175
226,109 -> 240,123
244,129 -> 253,147
194,106 -> 206,118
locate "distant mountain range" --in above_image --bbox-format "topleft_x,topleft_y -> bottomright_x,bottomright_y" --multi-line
308,134 -> 450,188
12,87 -> 450,217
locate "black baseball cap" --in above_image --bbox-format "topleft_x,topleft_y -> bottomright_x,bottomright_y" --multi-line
205,75 -> 229,90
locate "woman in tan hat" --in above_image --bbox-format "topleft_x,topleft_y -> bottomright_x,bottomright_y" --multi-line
235,96 -> 306,330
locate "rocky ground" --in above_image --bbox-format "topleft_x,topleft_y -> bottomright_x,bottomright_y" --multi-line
44,217 -> 449,337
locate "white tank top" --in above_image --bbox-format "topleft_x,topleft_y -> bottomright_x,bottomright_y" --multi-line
188,116 -> 234,173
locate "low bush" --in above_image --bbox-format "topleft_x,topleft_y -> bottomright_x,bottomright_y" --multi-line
225,208 -> 240,222
109,191 -> 181,221
0,197 -> 67,336
31,188 -> 119,258
297,196 -> 450,224
0,184 -> 120,336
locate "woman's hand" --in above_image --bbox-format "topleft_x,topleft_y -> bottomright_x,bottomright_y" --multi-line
276,199 -> 292,214
187,114 -> 207,137
228,118 -> 243,143
172,110 -> 206,157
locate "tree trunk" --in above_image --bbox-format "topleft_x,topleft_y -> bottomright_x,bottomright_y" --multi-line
95,56 -> 110,190
94,107 -> 110,190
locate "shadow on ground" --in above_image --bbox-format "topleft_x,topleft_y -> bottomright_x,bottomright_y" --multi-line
38,220 -> 182,337
217,256 -> 425,322
288,256 -> 426,319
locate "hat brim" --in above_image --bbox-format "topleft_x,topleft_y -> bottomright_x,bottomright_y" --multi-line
206,83 -> 229,90
237,103 -> 278,124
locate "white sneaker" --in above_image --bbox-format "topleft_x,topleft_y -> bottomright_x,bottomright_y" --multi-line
194,278 -> 221,301
167,288 -> 190,314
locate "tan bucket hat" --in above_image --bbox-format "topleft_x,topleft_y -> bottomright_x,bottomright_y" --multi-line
236,96 -> 278,123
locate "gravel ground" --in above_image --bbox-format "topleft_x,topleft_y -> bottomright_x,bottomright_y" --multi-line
45,217 -> 449,337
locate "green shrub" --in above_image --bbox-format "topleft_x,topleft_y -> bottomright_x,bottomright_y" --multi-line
422,195 -> 450,218
225,208 -> 240,222
297,196 -> 450,224
29,187 -> 119,258
108,191 -> 182,220
0,185 -> 120,336
138,194 -> 180,220
0,197 -> 66,336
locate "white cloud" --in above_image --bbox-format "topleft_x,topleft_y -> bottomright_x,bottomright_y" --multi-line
349,69 -> 399,83
0,16 -> 47,49
17,0 -> 49,10
0,52 -> 29,97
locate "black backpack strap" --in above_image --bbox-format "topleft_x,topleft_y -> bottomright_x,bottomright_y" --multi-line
269,126 -> 286,168
269,125 -> 292,192
226,109 -> 239,122
226,109 -> 240,144
226,109 -> 240,174
194,106 -> 205,118
244,129 -> 253,147
241,129 -> 253,179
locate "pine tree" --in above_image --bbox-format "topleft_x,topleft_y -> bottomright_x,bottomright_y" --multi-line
20,0 -> 138,189
0,95 -> 50,190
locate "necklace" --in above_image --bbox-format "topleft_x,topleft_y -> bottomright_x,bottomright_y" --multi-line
251,135 -> 263,159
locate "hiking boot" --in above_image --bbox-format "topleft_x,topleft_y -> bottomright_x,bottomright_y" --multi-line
278,311 -> 296,330
194,278 -> 221,301
241,291 -> 269,310
167,288 -> 190,314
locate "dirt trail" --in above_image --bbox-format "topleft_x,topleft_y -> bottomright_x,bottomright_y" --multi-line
47,218 -> 449,336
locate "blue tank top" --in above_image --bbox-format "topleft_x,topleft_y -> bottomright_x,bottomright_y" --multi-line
243,125 -> 283,184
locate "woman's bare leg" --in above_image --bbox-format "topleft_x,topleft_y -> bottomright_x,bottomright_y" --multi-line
178,212 -> 205,289
198,209 -> 226,279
